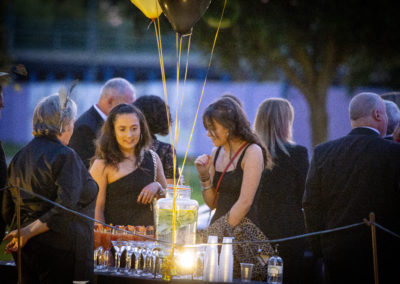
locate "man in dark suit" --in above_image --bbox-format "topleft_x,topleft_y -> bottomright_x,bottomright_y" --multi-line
303,92 -> 400,284
383,99 -> 400,140
0,73 -> 8,239
69,77 -> 136,168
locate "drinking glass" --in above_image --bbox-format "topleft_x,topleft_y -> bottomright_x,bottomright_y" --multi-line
240,263 -> 254,282
125,241 -> 135,274
193,245 -> 206,280
142,242 -> 156,278
132,241 -> 144,276
151,244 -> 162,279
94,225 -> 104,272
112,240 -> 127,274
102,249 -> 113,272
94,246 -> 103,272
141,242 -> 151,276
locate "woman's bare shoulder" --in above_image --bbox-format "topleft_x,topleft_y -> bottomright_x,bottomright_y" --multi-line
90,159 -> 110,174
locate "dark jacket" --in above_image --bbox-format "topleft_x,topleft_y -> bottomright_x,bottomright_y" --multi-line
69,106 -> 104,168
303,127 -> 400,283
2,135 -> 98,251
0,140 -> 7,238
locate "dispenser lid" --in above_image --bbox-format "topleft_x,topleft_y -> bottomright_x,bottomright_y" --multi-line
167,184 -> 191,190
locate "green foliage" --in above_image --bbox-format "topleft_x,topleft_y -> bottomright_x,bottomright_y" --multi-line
156,208 -> 198,233
2,142 -> 23,162
179,157 -> 203,205
194,0 -> 400,87
14,0 -> 89,21
0,241 -> 13,261
0,228 -> 13,261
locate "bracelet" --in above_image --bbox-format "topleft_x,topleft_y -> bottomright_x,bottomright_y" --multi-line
200,179 -> 211,187
200,175 -> 210,182
200,179 -> 212,191
201,184 -> 213,191
155,182 -> 166,196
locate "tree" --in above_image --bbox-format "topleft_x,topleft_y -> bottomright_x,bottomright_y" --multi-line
195,0 -> 400,145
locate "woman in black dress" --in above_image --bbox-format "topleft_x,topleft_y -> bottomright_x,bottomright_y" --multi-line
195,97 -> 274,280
133,95 -> 176,184
90,104 -> 167,226
3,92 -> 98,283
254,98 -> 310,284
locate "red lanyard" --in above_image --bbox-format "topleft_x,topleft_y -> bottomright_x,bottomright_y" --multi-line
214,142 -> 249,195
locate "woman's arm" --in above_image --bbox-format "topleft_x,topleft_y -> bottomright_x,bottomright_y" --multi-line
155,154 -> 168,189
228,144 -> 264,227
3,219 -> 49,253
89,159 -> 108,223
195,148 -> 217,209
138,154 -> 167,204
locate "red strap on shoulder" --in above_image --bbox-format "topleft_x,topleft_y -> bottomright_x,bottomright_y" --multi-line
214,142 -> 249,195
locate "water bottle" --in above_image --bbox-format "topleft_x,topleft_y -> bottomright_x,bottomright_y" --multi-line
267,244 -> 283,284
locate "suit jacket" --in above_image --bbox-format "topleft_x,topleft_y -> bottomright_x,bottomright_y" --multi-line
69,106 -> 104,168
0,141 -> 7,238
303,127 -> 400,283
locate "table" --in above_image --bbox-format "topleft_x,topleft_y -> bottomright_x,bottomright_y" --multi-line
0,261 -> 262,284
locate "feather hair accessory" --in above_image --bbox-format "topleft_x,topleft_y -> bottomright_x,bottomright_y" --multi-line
58,79 -> 79,133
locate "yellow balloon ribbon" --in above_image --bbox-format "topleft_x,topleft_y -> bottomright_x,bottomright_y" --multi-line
130,0 -> 162,20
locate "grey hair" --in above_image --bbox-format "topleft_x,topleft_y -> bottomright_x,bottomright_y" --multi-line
384,100 -> 400,134
100,77 -> 136,100
254,98 -> 294,159
32,93 -> 77,137
349,92 -> 383,121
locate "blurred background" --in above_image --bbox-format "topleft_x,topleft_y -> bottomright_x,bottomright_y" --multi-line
0,0 -> 399,259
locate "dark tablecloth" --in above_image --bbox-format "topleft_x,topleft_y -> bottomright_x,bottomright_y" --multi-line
0,261 -> 262,284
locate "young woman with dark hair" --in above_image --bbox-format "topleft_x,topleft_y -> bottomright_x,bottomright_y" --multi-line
195,97 -> 274,280
90,104 -> 167,226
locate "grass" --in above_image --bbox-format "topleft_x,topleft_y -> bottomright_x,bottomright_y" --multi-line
178,156 -> 204,205
2,142 -> 24,160
0,238 -> 13,261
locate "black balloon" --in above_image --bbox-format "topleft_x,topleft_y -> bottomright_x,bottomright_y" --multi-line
158,0 -> 212,35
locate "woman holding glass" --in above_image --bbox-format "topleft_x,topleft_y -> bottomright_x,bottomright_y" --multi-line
195,97 -> 274,280
90,104 -> 167,226
2,92 -> 98,283
254,98 -> 310,284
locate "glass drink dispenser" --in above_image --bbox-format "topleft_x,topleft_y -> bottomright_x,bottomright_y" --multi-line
155,185 -> 199,245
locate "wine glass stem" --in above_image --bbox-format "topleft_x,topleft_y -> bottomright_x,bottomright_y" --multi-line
116,253 -> 121,272
142,256 -> 147,273
126,253 -> 131,270
134,255 -> 140,271
94,249 -> 98,267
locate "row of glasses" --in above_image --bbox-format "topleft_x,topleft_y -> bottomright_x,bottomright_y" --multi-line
94,223 -> 155,273
94,224 -> 113,272
112,240 -> 163,278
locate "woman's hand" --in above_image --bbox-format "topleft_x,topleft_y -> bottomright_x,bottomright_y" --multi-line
137,182 -> 160,204
3,228 -> 30,254
194,154 -> 212,180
